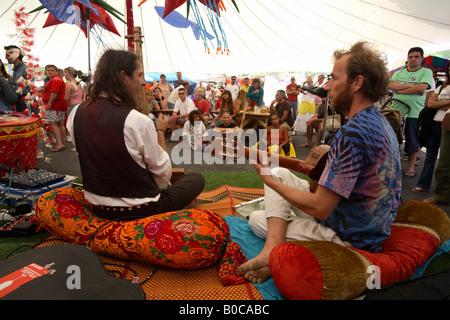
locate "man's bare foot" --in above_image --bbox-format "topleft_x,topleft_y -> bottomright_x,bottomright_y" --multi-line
236,250 -> 271,283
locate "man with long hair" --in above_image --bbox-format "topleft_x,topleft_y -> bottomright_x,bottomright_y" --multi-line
237,41 -> 401,283
67,49 -> 205,220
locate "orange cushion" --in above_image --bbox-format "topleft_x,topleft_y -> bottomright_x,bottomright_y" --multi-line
32,187 -> 244,276
269,201 -> 450,300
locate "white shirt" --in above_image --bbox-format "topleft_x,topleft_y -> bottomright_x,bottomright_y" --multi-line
182,120 -> 207,150
167,86 -> 184,105
67,104 -> 172,207
226,84 -> 240,100
433,85 -> 450,122
174,98 -> 196,116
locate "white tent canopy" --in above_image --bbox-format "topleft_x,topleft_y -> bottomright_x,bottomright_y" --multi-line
1,0 -> 449,79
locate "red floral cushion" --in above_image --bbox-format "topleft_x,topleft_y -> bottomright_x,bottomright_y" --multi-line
32,187 -> 247,285
269,201 -> 450,300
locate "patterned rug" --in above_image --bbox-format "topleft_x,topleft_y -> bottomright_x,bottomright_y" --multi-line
37,185 -> 267,300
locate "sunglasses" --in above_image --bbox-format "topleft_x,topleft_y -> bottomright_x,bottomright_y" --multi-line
178,92 -> 186,95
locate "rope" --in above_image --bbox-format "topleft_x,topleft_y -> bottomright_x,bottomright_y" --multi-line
178,28 -> 200,73
0,0 -> 18,18
357,0 -> 450,27
154,0 -> 175,71
319,0 -> 445,46
272,0 -> 349,46
248,0 -> 324,62
139,5 -> 150,70
290,0 -> 405,52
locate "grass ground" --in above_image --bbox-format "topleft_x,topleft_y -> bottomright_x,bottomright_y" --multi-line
1,171 -> 448,276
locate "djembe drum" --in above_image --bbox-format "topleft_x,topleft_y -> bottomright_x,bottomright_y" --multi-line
0,112 -> 40,176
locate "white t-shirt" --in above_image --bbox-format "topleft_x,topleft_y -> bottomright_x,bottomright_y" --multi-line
182,120 -> 207,150
226,84 -> 240,100
174,98 -> 196,116
167,86 -> 184,105
433,85 -> 450,122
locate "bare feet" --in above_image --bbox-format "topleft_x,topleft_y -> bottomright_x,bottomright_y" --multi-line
236,249 -> 271,283
237,217 -> 287,283
51,145 -> 66,152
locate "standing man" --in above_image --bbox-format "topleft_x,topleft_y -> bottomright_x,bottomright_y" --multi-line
167,81 -> 189,109
67,49 -> 204,219
237,41 -> 401,283
286,76 -> 300,121
317,74 -> 326,86
153,74 -> 173,100
241,77 -> 251,93
226,76 -> 240,100
4,45 -> 29,112
389,47 -> 434,177
174,71 -> 184,88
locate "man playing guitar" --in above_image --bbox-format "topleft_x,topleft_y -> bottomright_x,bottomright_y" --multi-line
237,42 -> 402,284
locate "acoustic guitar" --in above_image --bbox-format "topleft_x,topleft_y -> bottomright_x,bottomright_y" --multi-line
211,137 -> 329,182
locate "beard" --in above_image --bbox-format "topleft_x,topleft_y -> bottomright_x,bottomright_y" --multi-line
330,83 -> 353,115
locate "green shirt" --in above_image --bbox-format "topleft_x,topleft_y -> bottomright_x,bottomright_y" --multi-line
390,67 -> 434,118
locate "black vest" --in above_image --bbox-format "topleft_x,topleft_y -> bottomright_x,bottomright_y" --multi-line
74,98 -> 160,198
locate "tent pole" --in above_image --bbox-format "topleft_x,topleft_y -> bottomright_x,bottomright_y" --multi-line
134,26 -> 147,114
126,0 -> 135,51
86,7 -> 91,74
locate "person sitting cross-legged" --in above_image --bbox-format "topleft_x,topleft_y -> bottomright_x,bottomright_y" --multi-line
236,42 -> 401,284
258,113 -> 294,157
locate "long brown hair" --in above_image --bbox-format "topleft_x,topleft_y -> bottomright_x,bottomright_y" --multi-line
87,49 -> 140,109
219,90 -> 234,112
236,89 -> 248,110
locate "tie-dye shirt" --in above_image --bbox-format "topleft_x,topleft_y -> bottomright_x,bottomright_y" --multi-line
319,106 -> 401,252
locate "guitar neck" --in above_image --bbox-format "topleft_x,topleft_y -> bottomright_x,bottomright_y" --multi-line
243,147 -> 313,176
213,137 -> 329,181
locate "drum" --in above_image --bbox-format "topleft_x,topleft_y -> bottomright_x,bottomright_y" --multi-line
0,112 -> 40,176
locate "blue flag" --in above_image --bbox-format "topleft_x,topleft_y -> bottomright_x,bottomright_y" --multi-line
39,0 -> 98,24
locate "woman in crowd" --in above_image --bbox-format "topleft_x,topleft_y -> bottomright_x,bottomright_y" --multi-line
205,82 -> 214,106
413,61 -> 450,193
258,113 -> 293,156
209,90 -> 237,129
246,78 -> 264,107
234,89 -> 249,126
0,59 -> 11,81
64,67 -> 84,116
424,62 -> 450,206
0,59 -> 17,111
153,87 -> 168,110
181,109 -> 207,151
